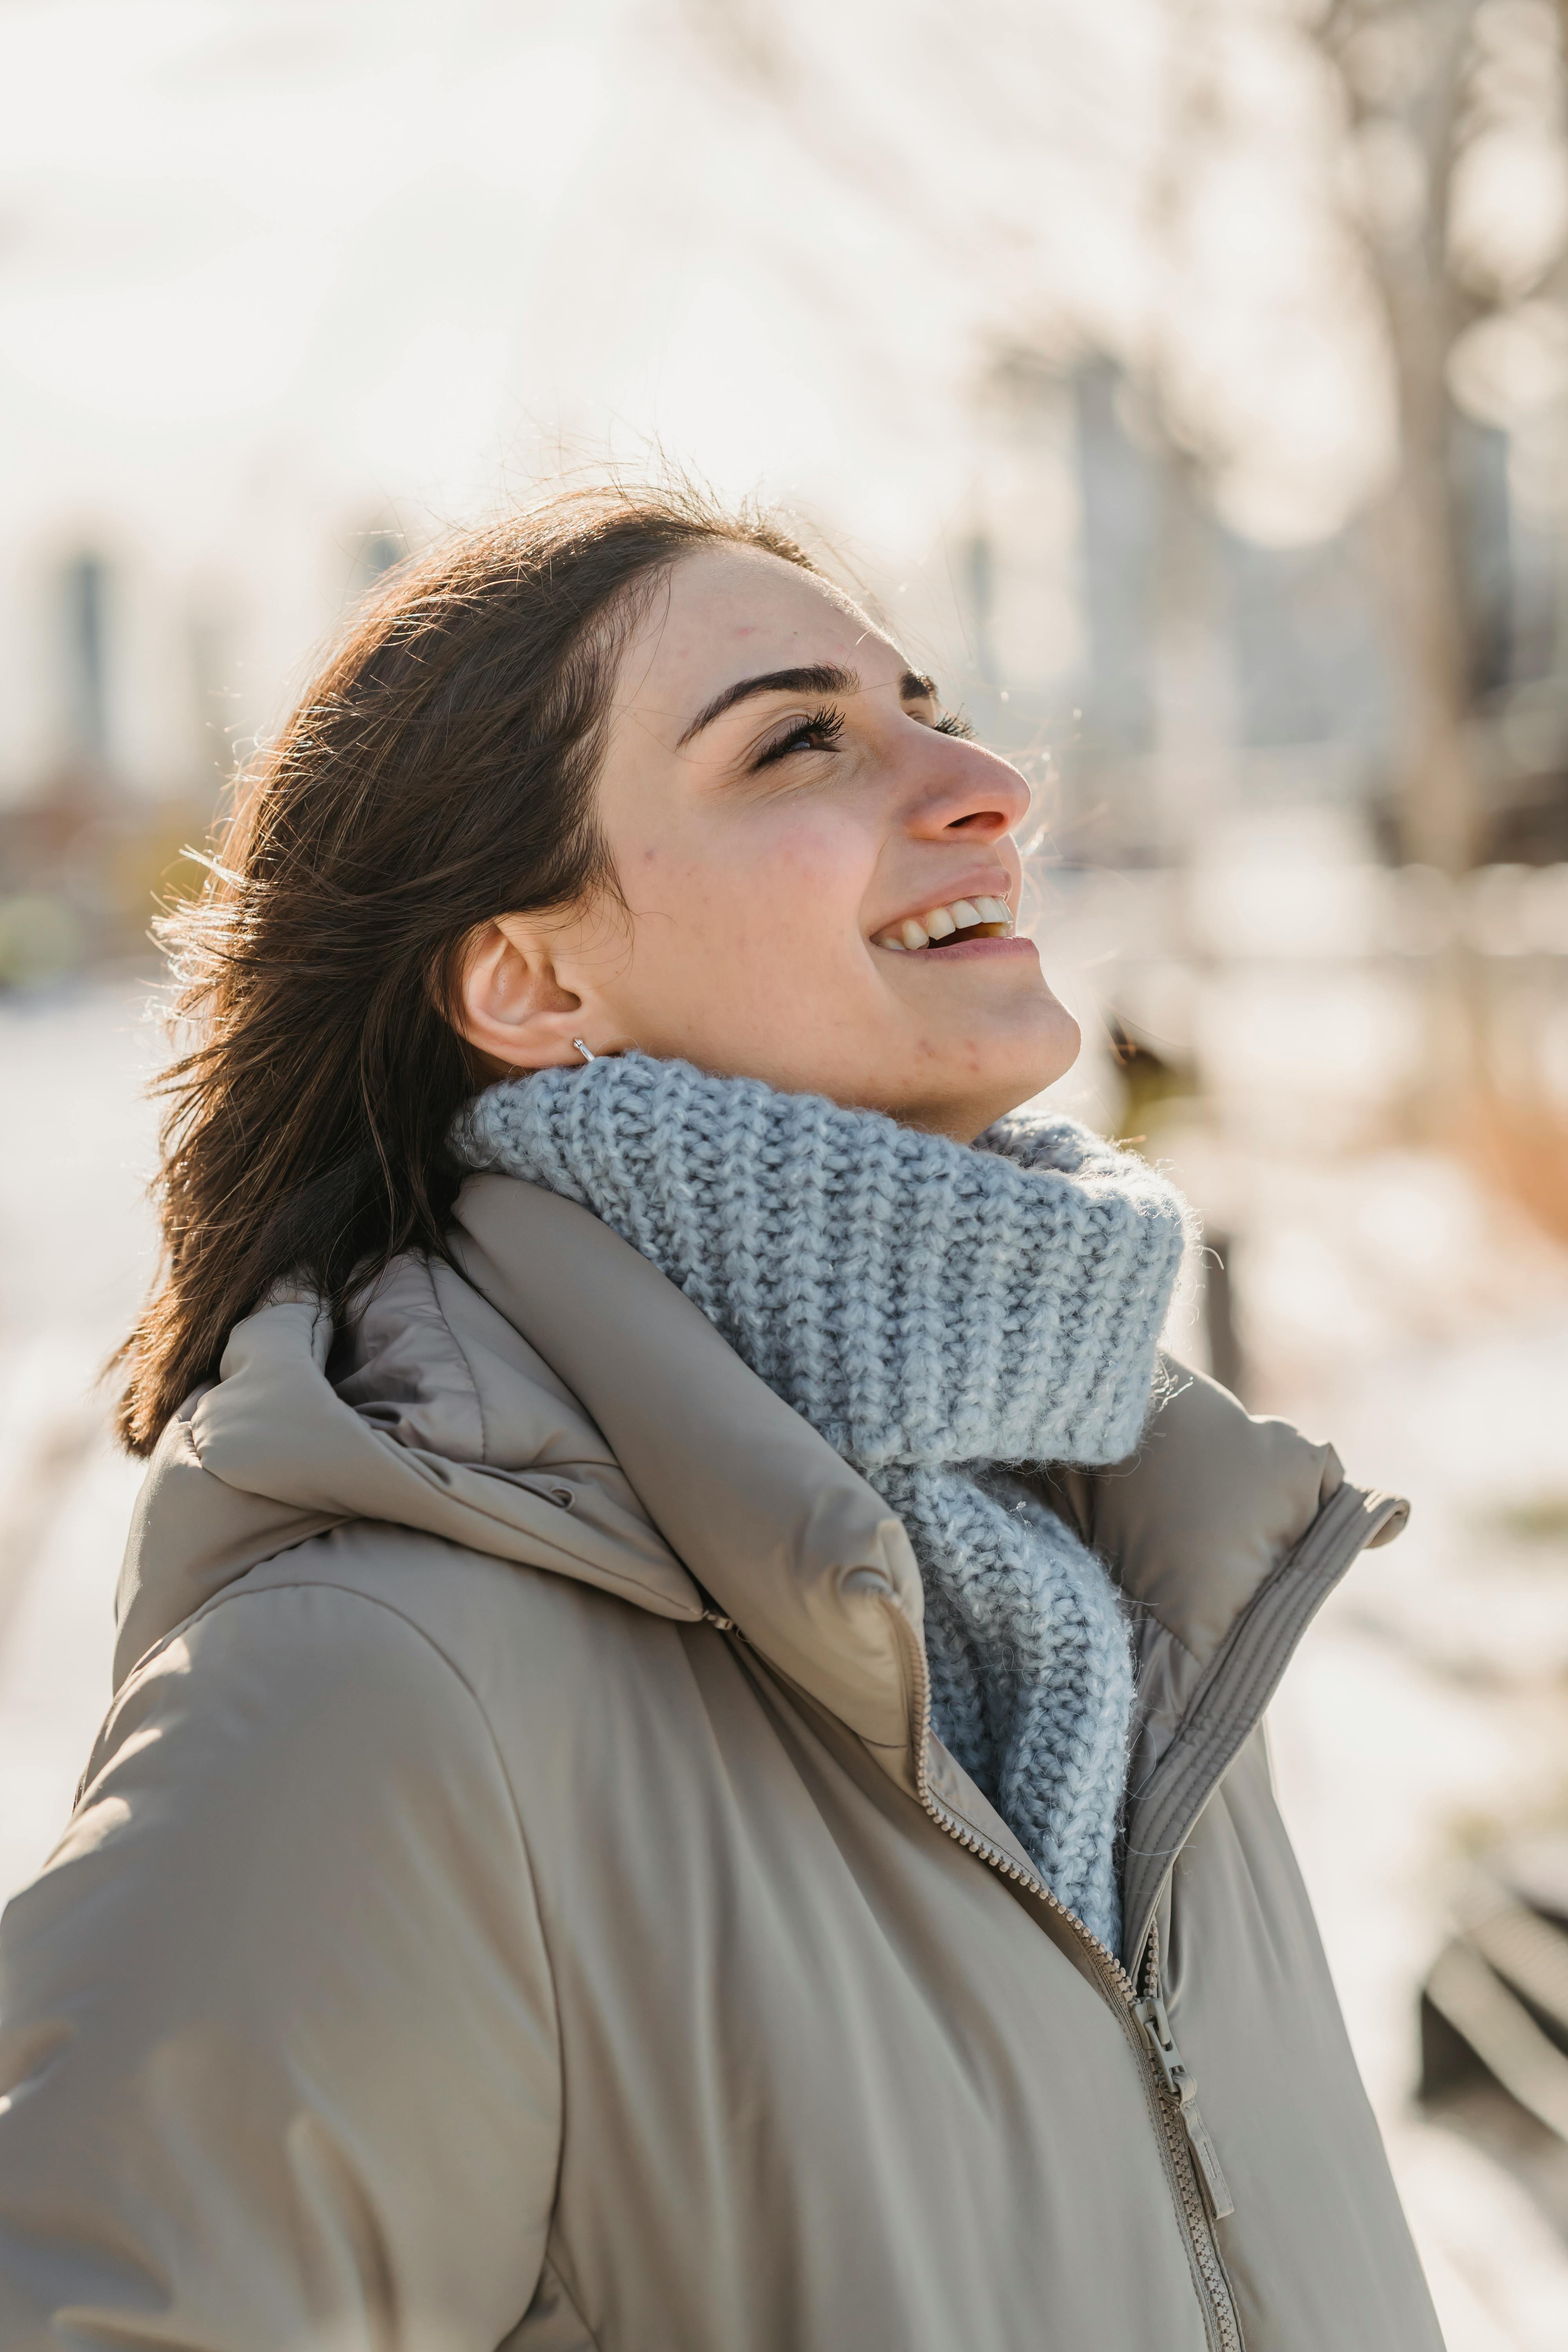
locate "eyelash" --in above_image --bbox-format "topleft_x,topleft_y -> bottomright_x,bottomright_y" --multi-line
753,703 -> 974,768
753,706 -> 846,769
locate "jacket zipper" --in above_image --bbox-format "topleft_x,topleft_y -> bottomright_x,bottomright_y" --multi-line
704,1594 -> 1244,2351
881,1599 -> 1245,2352
1136,1924 -> 1235,2221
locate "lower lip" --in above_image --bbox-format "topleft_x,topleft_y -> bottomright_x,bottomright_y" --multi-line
886,933 -> 1038,963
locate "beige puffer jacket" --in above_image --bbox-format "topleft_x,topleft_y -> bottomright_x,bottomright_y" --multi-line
0,1174 -> 1443,2352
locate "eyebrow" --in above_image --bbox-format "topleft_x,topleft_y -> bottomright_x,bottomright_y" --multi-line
677,663 -> 940,747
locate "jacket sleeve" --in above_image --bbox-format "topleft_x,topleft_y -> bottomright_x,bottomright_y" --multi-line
0,1580 -> 562,2350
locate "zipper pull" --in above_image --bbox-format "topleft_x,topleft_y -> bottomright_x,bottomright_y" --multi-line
1133,1993 -> 1236,2221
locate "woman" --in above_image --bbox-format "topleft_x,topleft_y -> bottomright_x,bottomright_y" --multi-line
0,486 -> 1441,2351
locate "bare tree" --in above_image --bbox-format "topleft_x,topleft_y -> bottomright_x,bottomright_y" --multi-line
1320,0 -> 1485,876
676,0 -> 1568,887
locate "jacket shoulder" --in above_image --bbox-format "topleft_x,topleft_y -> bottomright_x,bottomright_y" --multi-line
1,1568 -> 561,2348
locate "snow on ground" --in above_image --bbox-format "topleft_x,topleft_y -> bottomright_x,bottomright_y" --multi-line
1160,1124 -> 1568,2352
1265,1326 -> 1568,2352
2,985 -> 1566,2345
0,978 -> 160,1894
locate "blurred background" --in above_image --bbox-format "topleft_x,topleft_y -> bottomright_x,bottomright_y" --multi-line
2,0 -> 1568,2339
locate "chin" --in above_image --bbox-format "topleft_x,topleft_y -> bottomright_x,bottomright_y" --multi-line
893,1006 -> 1083,1142
994,999 -> 1082,1110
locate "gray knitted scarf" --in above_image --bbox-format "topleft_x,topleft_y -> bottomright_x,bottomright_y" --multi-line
454,1055 -> 1189,1954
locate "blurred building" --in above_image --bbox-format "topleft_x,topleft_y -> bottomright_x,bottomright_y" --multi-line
960,348 -> 1568,873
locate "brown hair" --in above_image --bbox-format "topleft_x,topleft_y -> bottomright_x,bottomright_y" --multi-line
116,482 -> 818,1455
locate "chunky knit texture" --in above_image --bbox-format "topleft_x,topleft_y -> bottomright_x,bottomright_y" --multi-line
454,1056 -> 1190,1952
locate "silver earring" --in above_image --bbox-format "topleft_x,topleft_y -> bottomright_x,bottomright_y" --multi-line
572,1038 -> 596,1063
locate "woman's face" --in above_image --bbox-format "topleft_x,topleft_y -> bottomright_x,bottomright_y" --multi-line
458,544 -> 1079,1139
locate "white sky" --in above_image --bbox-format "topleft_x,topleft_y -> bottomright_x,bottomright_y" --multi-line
0,0 -> 1397,526
0,0 -> 1522,786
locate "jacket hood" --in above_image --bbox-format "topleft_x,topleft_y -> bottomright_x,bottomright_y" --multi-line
116,1172 -> 1406,1886
115,1178 -> 929,1739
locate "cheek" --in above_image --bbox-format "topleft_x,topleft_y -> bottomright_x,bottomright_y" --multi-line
635,811 -> 871,976
756,823 -> 866,943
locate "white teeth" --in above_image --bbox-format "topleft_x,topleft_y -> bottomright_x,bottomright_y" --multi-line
874,894 -> 1015,950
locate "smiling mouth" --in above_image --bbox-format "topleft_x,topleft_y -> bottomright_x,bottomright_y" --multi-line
873,895 -> 1014,953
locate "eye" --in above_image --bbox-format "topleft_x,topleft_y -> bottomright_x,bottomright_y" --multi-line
934,710 -> 975,740
753,705 -> 846,769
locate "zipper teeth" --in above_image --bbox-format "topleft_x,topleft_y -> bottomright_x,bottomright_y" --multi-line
1143,1924 -> 1241,2352
890,1600 -> 1244,2352
707,1596 -> 1243,2352
910,1664 -> 1136,1992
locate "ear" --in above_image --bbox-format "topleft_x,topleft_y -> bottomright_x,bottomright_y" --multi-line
454,915 -> 592,1073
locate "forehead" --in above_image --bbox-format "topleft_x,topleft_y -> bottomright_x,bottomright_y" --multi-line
618,543 -> 903,711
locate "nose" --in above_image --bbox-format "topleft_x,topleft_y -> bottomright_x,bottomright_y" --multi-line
907,738 -> 1031,844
